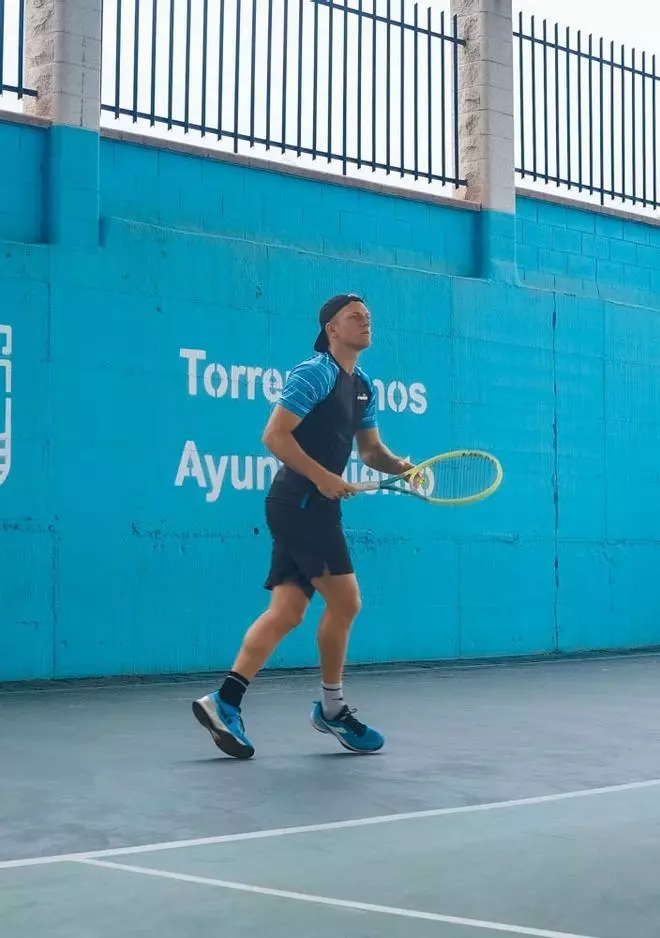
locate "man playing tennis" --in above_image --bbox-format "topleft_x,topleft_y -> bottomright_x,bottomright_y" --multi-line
193,294 -> 415,759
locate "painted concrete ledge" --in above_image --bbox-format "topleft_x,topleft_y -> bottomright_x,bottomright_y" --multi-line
517,186 -> 660,229
100,126 -> 482,213
3,109 -> 660,229
0,109 -> 51,128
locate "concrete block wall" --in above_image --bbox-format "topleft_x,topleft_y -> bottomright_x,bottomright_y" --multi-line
517,195 -> 660,307
100,137 -> 479,279
3,111 -> 660,679
2,0 -> 660,681
0,118 -> 47,243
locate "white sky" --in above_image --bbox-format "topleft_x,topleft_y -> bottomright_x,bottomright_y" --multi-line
517,0 -> 659,52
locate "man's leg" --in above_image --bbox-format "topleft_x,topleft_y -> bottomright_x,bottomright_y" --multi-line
232,583 -> 310,681
314,572 -> 361,690
309,572 -> 384,754
193,583 -> 309,759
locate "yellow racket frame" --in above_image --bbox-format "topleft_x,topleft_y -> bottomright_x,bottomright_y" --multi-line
354,449 -> 504,506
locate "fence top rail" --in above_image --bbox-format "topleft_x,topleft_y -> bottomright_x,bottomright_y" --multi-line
311,0 -> 465,45
0,84 -> 37,97
514,15 -> 659,82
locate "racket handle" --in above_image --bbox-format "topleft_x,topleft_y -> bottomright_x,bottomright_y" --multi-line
352,481 -> 381,492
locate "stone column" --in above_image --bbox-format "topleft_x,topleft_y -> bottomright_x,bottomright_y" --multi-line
452,0 -> 517,280
24,0 -> 102,246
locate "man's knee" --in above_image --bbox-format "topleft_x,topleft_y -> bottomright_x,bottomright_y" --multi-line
269,585 -> 308,633
276,606 -> 306,633
325,583 -> 362,624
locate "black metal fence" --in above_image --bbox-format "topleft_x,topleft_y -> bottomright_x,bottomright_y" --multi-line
100,0 -> 465,190
0,0 -> 35,99
515,13 -> 660,210
13,2 -> 658,215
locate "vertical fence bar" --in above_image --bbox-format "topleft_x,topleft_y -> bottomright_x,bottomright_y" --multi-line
17,0 -> 25,95
531,16 -> 537,179
150,0 -> 158,125
642,51 -> 647,205
342,0 -> 348,173
312,0 -> 318,159
427,5 -> 432,182
621,43 -> 625,201
251,0 -> 258,146
281,0 -> 288,153
328,0 -> 334,161
588,33 -> 593,193
610,40 -> 614,200
357,0 -> 362,169
218,0 -> 226,139
386,0 -> 391,174
296,0 -> 303,156
518,12 -> 525,177
577,30 -> 582,190
184,0 -> 191,132
234,0 -> 242,152
265,0 -> 272,148
543,19 -> 548,184
632,48 -> 637,203
201,0 -> 209,134
441,10 -> 446,181
400,0 -> 405,177
0,0 -> 5,91
599,36 -> 604,203
554,22 -> 559,186
453,13 -> 459,185
167,0 -> 174,129
115,0 -> 123,119
133,0 -> 141,122
370,0 -> 376,172
566,27 -> 571,189
653,55 -> 657,207
413,3 -> 419,180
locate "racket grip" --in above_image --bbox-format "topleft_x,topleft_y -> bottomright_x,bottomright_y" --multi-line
352,481 -> 381,492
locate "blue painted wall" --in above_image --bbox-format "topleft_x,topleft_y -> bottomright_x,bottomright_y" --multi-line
0,120 -> 46,243
2,116 -> 660,681
99,137 -> 478,278
517,195 -> 660,307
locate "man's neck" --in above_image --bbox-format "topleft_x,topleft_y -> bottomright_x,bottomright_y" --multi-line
328,344 -> 358,375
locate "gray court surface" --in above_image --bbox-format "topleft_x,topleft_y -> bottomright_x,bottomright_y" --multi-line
2,653 -> 660,937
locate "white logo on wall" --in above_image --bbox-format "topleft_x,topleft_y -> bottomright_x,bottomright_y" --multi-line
175,347 -> 428,503
0,325 -> 11,487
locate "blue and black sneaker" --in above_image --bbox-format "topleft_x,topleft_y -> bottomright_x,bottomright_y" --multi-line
192,691 -> 255,760
310,701 -> 385,753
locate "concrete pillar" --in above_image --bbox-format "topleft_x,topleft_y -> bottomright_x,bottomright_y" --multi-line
452,0 -> 517,281
24,0 -> 102,246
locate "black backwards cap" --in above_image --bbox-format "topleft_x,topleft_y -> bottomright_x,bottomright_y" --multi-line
314,294 -> 365,353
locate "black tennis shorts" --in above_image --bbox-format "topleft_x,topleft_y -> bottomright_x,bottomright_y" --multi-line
264,499 -> 354,599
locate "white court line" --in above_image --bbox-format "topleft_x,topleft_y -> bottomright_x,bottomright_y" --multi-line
1,777 -> 660,871
74,857 -> 601,938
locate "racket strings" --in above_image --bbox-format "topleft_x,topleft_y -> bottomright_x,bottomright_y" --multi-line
422,454 -> 500,501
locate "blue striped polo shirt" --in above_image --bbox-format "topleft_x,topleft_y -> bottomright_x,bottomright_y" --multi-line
267,352 -> 378,509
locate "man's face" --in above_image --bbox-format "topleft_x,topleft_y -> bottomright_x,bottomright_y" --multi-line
327,301 -> 372,351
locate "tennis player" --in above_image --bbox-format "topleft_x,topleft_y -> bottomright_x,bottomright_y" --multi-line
193,294 -> 414,759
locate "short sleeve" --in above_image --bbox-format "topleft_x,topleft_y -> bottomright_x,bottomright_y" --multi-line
357,369 -> 378,430
278,356 -> 337,419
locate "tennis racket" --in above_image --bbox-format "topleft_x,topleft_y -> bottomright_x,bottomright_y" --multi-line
352,449 -> 503,506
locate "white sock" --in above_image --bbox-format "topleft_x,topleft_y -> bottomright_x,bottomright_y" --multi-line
321,682 -> 345,720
